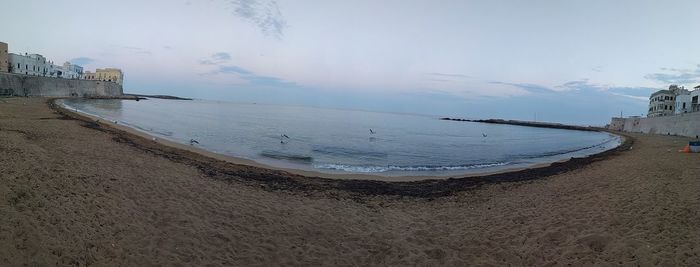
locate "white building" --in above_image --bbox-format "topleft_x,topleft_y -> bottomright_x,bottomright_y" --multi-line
675,94 -> 692,114
56,62 -> 83,79
692,86 -> 700,112
648,90 -> 677,117
8,53 -> 50,76
648,85 -> 690,117
7,52 -> 85,80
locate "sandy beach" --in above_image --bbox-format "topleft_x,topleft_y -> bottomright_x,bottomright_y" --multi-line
1,97 -> 699,265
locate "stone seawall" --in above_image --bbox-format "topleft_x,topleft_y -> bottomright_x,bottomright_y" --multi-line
0,72 -> 122,97
610,113 -> 700,138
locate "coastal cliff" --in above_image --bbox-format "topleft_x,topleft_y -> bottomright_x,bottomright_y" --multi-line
0,72 -> 122,97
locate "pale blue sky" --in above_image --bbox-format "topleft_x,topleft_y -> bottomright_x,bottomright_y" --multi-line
3,0 -> 700,125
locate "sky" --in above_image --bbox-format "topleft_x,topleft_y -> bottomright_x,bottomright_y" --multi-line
3,0 -> 700,125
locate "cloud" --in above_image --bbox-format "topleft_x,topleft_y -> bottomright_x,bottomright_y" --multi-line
558,79 -> 597,91
243,74 -> 296,87
489,81 -> 556,94
200,52 -> 232,65
644,65 -> 700,84
212,52 -> 231,61
426,72 -> 472,83
69,57 -> 95,66
606,87 -> 656,98
199,52 -> 296,88
228,0 -> 287,39
216,65 -> 252,75
427,72 -> 471,79
491,79 -> 654,103
207,64 -> 294,87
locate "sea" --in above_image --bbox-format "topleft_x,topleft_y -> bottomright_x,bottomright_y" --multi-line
60,98 -> 621,178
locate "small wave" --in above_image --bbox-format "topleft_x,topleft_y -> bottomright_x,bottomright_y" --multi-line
511,137 -> 620,160
313,162 -> 510,173
312,145 -> 388,159
260,151 -> 313,163
119,121 -> 174,137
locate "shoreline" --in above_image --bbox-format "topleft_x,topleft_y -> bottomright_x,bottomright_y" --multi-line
4,97 -> 698,265
51,97 -> 632,197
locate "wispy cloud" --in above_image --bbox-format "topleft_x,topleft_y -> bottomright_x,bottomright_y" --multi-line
491,79 -> 653,103
557,79 -> 598,91
489,81 -> 556,94
200,52 -> 232,65
644,65 -> 700,84
426,72 -> 473,84
228,0 -> 287,39
199,52 -> 295,88
606,86 -> 656,98
427,72 -> 471,79
69,57 -> 95,66
216,65 -> 252,75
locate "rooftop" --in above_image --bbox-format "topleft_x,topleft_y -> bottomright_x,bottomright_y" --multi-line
650,90 -> 672,97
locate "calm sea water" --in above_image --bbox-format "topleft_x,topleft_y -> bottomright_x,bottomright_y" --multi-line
60,98 -> 620,177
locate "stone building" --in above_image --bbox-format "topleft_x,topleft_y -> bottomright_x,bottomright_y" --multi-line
83,71 -> 96,80
8,53 -> 51,76
0,42 -> 8,73
647,85 -> 689,117
84,68 -> 124,85
56,62 -> 83,79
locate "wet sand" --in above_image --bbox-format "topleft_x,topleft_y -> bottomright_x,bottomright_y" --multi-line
1,97 -> 699,265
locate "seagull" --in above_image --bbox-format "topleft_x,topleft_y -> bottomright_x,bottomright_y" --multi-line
189,139 -> 199,145
482,133 -> 488,137
281,134 -> 290,139
369,129 -> 376,134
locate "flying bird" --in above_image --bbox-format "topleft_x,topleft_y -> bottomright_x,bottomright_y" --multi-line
482,133 -> 488,137
189,139 -> 199,145
369,129 -> 376,134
